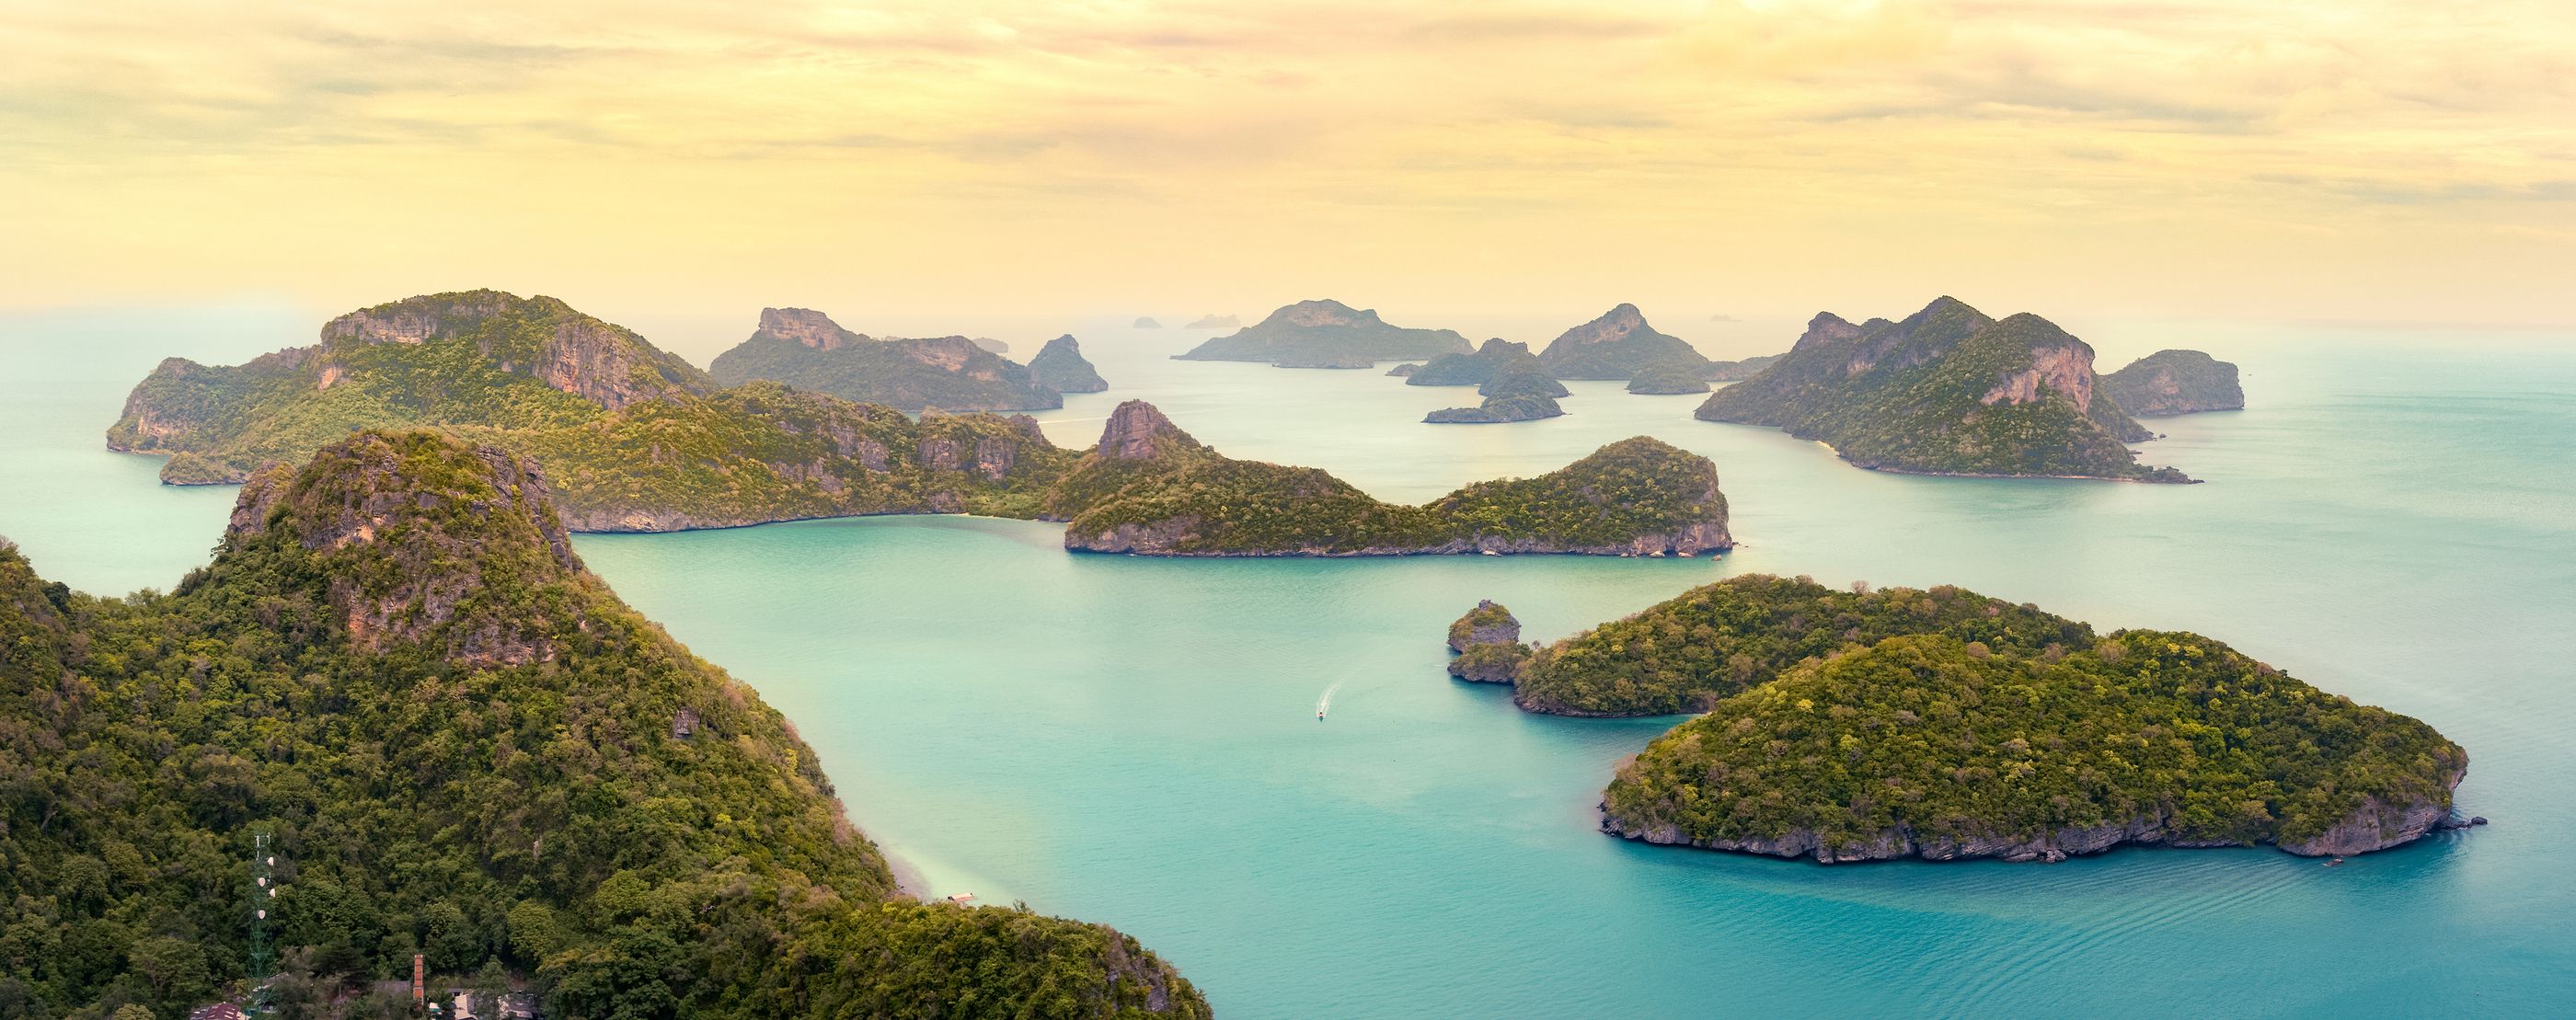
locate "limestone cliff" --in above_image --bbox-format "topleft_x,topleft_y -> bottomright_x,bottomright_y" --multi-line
1445,601 -> 1531,682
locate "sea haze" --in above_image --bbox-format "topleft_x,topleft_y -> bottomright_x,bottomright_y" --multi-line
4,310 -> 2570,1017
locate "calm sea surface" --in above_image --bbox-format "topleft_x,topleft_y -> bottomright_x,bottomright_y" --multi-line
4,308 -> 2571,1017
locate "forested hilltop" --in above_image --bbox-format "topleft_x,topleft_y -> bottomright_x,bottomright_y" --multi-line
1695,297 -> 2190,482
1443,575 -> 2469,863
0,431 -> 1205,1018
1052,402 -> 1731,556
707,307 -> 1068,412
1174,300 -> 1471,367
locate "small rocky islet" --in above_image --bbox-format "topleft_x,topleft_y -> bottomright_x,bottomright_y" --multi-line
1440,575 -> 2469,864
2103,349 -> 2246,417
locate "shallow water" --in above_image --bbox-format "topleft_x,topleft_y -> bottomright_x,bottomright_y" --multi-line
5,310 -> 2570,1017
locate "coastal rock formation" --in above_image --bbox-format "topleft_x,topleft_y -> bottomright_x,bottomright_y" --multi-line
1029,334 -> 1110,393
1386,363 -> 1422,377
1175,299 -> 1472,366
1406,338 -> 1558,390
1625,366 -> 1711,395
710,307 -> 1063,412
109,290 -> 714,483
1598,632 -> 2467,863
1053,401 -> 1731,556
1446,601 -> 1531,682
1695,298 -> 2189,481
1538,304 -> 1716,381
1424,393 -> 1564,424
2103,349 -> 2245,416
0,432 -> 1208,1017
1184,313 -> 1240,328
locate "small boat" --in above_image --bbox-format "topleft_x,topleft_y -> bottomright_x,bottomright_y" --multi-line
1317,710 -> 1326,720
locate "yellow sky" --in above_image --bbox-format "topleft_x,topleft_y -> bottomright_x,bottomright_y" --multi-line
4,0 -> 2571,330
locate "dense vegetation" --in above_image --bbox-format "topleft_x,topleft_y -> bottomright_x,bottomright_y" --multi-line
1704,354 -> 1781,382
2101,349 -> 2245,417
1422,393 -> 1563,424
1052,405 -> 1731,556
1512,575 -> 2094,716
1403,339 -> 1553,389
707,309 -> 1061,412
1445,601 -> 1527,683
1174,300 -> 1470,366
1602,631 -> 2466,860
1029,335 -> 1110,394
1536,305 -> 1714,381
1695,298 -> 2188,481
1624,367 -> 1710,395
0,432 -> 1204,1018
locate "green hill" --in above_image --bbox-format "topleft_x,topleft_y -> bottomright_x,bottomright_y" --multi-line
1174,300 -> 1470,366
708,307 -> 1062,411
1695,298 -> 2187,481
0,431 -> 1203,1018
1053,403 -> 1729,556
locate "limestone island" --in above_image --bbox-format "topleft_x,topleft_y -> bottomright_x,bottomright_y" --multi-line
1425,393 -> 1565,424
0,430 -> 1205,1016
1405,338 -> 1564,393
1625,366 -> 1711,395
1695,297 -> 2192,482
2103,349 -> 2245,417
1184,313 -> 1240,328
1538,304 -> 1716,381
1442,574 -> 2468,863
1134,316 -> 1163,327
1446,601 -> 1532,682
1029,333 -> 1110,393
1054,402 -> 1731,556
1386,362 -> 1422,377
710,306 -> 1063,411
109,292 -> 1731,558
1174,299 -> 1471,367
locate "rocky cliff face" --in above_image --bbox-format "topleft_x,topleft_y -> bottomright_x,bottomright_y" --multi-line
318,291 -> 711,411
1098,399 -> 1198,460
760,306 -> 859,350
1982,329 -> 2098,412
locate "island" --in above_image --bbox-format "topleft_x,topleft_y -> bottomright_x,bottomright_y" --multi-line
109,293 -> 1736,558
1174,299 -> 1472,367
1446,601 -> 1531,682
1404,338 -> 1558,389
1695,297 -> 2191,482
1449,574 -> 2469,863
1625,366 -> 1711,395
2103,349 -> 2245,416
0,431 -> 1205,1017
1386,363 -> 1422,377
1134,316 -> 1163,327
709,306 -> 1063,411
1184,313 -> 1240,328
1029,333 -> 1110,393
1706,353 -> 1781,382
1538,304 -> 1717,381
1424,393 -> 1565,424
1049,401 -> 1731,556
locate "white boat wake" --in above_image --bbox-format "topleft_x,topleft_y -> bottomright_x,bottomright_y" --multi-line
1316,679 -> 1346,720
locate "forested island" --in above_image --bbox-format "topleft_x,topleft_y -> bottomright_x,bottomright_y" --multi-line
1052,403 -> 1730,556
1537,304 -> 1715,381
2102,349 -> 2245,416
1174,299 -> 1471,366
107,293 -> 1731,556
708,306 -> 1064,411
1029,333 -> 1110,394
1442,575 -> 2469,863
0,431 -> 1205,1017
1423,393 -> 1565,424
1403,338 -> 1557,390
1695,298 -> 2191,481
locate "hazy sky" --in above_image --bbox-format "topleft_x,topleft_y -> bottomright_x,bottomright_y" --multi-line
5,0 -> 2571,332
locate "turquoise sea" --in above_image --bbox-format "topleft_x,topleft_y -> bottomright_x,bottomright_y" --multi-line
4,308 -> 2572,1017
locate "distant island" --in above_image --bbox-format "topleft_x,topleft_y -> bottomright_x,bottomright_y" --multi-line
1134,316 -> 1163,328
1406,338 -> 1555,389
1446,601 -> 1532,682
1175,299 -> 1471,367
1695,297 -> 2191,482
109,293 -> 1730,557
1538,304 -> 1716,381
710,306 -> 1063,411
1052,402 -> 1730,556
1029,333 -> 1110,393
1447,574 -> 2470,863
0,431 -> 1205,1017
1424,392 -> 1564,424
1184,313 -> 1240,328
2103,349 -> 2245,416
1707,353 -> 1781,382
1625,366 -> 1711,395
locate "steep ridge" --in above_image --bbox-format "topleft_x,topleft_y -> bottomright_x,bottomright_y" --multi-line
1538,304 -> 1715,380
1696,298 -> 2187,481
1029,334 -> 1110,393
0,432 -> 1205,1017
709,307 -> 1062,411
